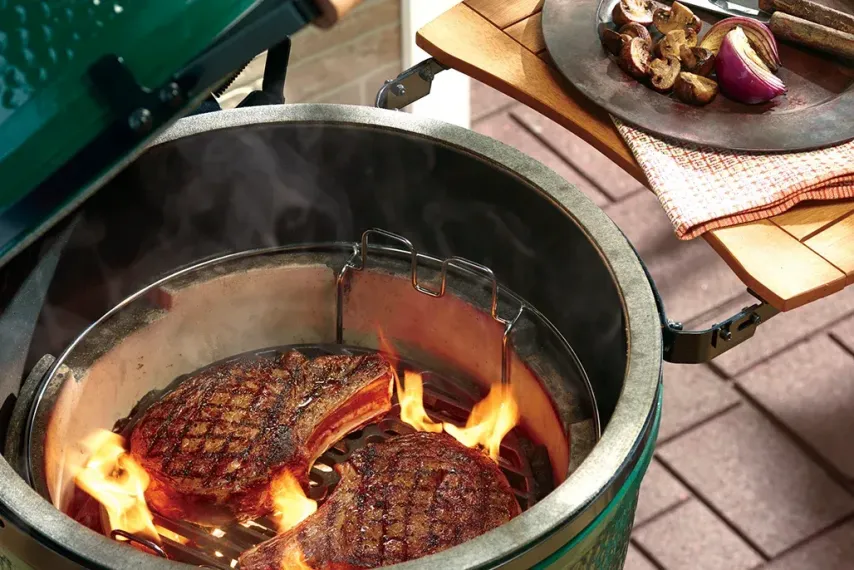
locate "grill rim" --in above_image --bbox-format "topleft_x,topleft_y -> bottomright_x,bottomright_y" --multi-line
0,104 -> 662,570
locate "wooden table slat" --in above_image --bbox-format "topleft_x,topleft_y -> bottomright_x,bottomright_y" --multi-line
417,3 -> 641,179
805,215 -> 854,284
463,0 -> 545,29
705,221 -> 846,311
417,0 -> 854,312
504,12 -> 547,53
771,201 -> 854,242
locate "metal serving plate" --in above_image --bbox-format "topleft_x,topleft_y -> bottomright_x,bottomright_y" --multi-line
542,0 -> 854,151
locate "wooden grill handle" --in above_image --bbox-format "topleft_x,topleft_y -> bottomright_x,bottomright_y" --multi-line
759,0 -> 854,35
769,11 -> 854,60
314,0 -> 362,28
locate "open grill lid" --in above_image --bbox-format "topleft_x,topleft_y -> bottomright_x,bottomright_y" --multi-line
0,0 -> 320,270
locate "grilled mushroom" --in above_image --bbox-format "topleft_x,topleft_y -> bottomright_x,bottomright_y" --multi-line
679,46 -> 716,76
618,36 -> 651,79
655,29 -> 698,59
601,28 -> 630,55
674,72 -> 719,105
648,56 -> 681,92
612,0 -> 654,27
653,2 -> 699,34
690,15 -> 703,33
619,22 -> 653,47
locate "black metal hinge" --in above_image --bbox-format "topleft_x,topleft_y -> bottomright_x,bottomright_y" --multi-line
663,292 -> 779,363
375,58 -> 447,110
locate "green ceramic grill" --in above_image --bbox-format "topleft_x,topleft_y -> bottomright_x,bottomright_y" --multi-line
0,4 -> 665,570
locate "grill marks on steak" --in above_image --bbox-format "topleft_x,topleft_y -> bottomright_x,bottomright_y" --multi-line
239,432 -> 521,570
129,351 -> 393,526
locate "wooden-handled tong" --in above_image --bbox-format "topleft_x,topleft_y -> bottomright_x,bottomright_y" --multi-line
761,0 -> 854,59
314,0 -> 362,28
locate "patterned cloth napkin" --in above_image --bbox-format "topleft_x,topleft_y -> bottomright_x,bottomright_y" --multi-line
613,118 -> 854,240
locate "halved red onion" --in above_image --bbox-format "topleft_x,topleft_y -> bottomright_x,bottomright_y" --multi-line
700,17 -> 781,71
715,27 -> 786,104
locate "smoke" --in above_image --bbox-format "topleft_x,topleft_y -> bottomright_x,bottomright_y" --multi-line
26,124 -> 356,367
19,117 -> 626,425
422,200 -> 538,260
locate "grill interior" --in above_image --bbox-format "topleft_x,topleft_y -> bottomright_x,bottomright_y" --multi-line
22,243 -> 594,569
98,345 -> 553,568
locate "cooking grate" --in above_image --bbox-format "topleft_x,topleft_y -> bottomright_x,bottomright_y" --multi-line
109,345 -> 553,569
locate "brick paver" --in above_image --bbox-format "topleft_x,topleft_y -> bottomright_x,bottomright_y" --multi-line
634,500 -> 764,570
471,79 -> 517,122
658,405 -> 854,557
658,362 -> 740,442
634,459 -> 690,525
830,313 -> 854,353
624,545 -> 658,570
738,335 -> 854,479
764,520 -> 854,570
605,191 -> 746,323
469,81 -> 854,569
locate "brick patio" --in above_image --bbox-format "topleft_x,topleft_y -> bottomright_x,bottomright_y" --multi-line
469,80 -> 854,570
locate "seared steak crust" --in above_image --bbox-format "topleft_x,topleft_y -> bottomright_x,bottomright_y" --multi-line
129,351 -> 393,526
240,432 -> 521,570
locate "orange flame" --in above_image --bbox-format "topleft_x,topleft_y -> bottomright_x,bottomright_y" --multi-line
377,328 -> 442,434
74,430 -> 160,544
376,327 -> 399,370
397,371 -> 443,434
155,525 -> 189,545
271,471 -> 317,534
443,383 -> 519,461
376,327 -> 519,463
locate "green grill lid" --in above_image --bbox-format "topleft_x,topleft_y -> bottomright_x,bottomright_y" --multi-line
0,0 -> 319,267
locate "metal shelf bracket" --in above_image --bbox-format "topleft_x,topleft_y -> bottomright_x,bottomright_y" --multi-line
663,291 -> 779,363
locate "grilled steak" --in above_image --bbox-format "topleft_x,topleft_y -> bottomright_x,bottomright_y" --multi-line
129,351 -> 394,526
239,432 -> 521,570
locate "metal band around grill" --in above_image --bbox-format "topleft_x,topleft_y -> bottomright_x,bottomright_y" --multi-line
336,229 -> 524,386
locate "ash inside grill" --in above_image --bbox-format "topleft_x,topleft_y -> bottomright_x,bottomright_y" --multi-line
102,344 -> 554,569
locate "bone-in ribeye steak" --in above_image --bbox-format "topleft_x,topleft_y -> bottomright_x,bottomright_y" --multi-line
239,432 -> 521,570
129,351 -> 394,526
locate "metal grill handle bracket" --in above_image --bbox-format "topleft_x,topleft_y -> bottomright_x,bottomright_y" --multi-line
663,294 -> 779,364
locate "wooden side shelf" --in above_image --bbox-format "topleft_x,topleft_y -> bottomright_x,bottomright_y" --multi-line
416,0 -> 854,312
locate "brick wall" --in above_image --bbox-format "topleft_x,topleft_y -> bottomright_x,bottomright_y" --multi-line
219,0 -> 402,108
